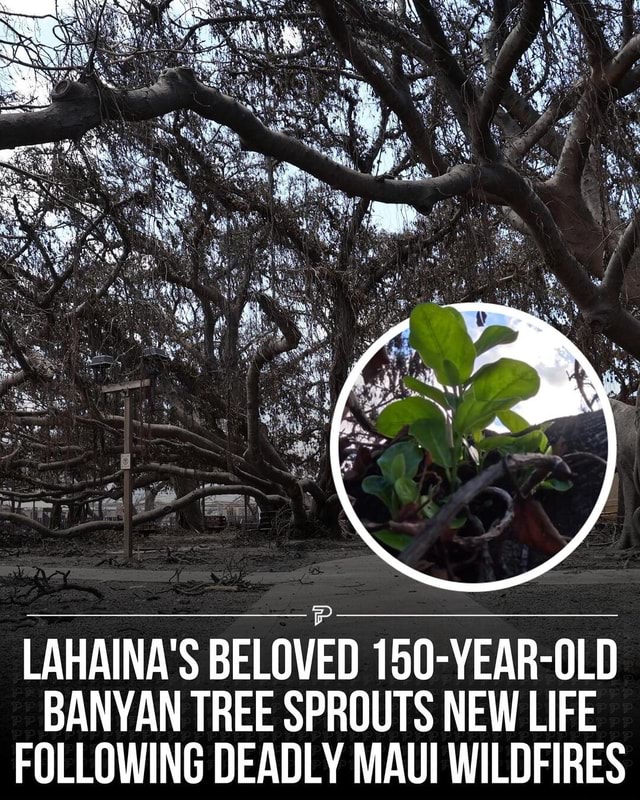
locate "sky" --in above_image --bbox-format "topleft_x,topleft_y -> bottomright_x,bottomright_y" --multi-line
2,0 -> 53,11
465,309 -> 596,425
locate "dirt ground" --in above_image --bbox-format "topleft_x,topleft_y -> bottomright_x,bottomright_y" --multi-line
0,522 -> 370,573
0,525 -> 369,623
0,519 -> 637,622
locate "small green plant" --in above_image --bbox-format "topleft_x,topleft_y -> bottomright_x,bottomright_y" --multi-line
362,303 -> 569,554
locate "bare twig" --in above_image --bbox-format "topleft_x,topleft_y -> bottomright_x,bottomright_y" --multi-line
452,486 -> 515,548
1,566 -> 103,605
394,453 -> 571,568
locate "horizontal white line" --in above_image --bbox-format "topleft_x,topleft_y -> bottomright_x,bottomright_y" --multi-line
336,613 -> 618,618
25,613 -> 617,619
27,613 -> 308,618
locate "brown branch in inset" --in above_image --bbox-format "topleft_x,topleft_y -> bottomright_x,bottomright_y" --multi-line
394,453 -> 571,568
562,451 -> 607,468
452,486 -> 515,547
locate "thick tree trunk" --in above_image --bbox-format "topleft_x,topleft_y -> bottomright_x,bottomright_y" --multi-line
50,502 -> 62,529
610,398 -> 640,548
172,476 -> 205,532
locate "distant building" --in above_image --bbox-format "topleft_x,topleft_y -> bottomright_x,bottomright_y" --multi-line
0,486 -> 258,528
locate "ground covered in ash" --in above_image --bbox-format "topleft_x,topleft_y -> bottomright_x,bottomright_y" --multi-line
0,520 -> 637,622
0,525 -> 369,621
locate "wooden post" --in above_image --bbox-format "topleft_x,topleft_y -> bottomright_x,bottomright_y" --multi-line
102,378 -> 149,558
123,391 -> 133,559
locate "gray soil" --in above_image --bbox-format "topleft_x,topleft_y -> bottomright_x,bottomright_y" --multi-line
0,520 -> 636,631
0,525 -> 369,623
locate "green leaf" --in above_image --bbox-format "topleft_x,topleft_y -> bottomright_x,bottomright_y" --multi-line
409,303 -> 476,386
361,475 -> 394,510
453,392 -> 519,433
470,358 -> 540,404
389,454 -> 406,481
410,416 -> 453,468
376,396 -> 444,437
474,325 -> 519,357
372,529 -> 414,552
420,498 -> 441,518
403,376 -> 450,409
442,358 -> 462,385
362,475 -> 390,494
539,478 -> 573,492
377,440 -> 423,481
394,476 -> 419,505
497,409 -> 530,433
476,429 -> 549,455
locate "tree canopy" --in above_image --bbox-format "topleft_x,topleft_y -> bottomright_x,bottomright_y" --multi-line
0,0 -> 639,538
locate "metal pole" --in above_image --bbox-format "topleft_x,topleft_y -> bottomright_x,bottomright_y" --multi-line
123,391 -> 133,558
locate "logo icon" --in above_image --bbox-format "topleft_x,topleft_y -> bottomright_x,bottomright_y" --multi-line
312,605 -> 333,626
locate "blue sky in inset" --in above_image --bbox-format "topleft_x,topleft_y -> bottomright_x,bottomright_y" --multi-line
389,307 -> 594,427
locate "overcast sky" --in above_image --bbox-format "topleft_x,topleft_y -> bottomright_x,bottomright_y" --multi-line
464,309 -> 596,425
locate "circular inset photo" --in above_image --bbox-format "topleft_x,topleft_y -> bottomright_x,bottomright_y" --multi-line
330,303 -> 616,592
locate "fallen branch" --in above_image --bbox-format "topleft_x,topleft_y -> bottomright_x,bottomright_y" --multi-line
452,486 -> 515,548
172,582 -> 239,595
0,483 -> 282,538
394,453 -> 571,568
1,567 -> 103,605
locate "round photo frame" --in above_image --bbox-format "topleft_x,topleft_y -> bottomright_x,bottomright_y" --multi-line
329,303 -> 617,592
